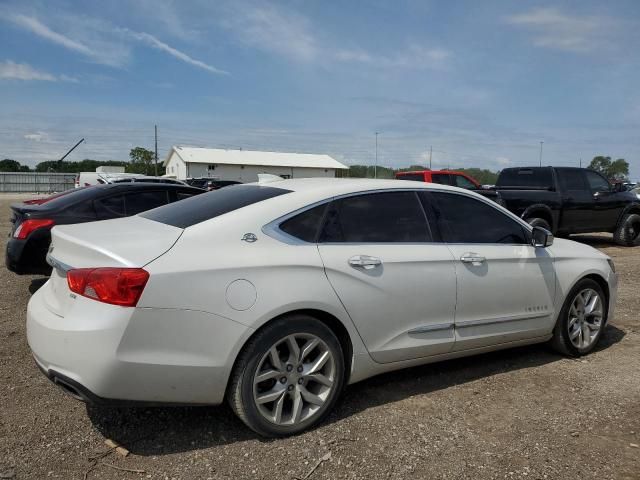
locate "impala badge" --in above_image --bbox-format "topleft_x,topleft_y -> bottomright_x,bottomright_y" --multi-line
242,233 -> 258,243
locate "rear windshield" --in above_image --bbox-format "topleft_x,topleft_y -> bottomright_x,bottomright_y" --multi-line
140,184 -> 291,228
396,173 -> 426,182
496,168 -> 553,188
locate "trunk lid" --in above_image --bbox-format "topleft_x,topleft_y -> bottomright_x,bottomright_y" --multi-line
43,216 -> 183,317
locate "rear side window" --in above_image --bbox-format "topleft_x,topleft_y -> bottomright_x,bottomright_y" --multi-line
497,168 -> 552,188
428,192 -> 528,244
176,191 -> 197,200
141,185 -> 291,228
279,204 -> 328,242
556,169 -> 587,191
397,173 -> 426,182
94,195 -> 126,219
431,174 -> 451,185
124,190 -> 169,215
320,191 -> 431,243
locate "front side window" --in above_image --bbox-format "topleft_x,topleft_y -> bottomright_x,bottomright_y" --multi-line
454,175 -> 476,189
427,192 -> 528,244
584,170 -> 610,193
320,191 -> 431,243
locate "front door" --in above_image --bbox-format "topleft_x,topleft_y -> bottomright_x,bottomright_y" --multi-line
584,170 -> 626,231
316,191 -> 457,363
425,191 -> 556,351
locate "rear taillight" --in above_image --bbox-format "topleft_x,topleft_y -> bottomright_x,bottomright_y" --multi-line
13,219 -> 55,239
67,268 -> 149,307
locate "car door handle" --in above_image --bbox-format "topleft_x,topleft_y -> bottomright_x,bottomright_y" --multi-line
348,255 -> 382,270
460,253 -> 486,265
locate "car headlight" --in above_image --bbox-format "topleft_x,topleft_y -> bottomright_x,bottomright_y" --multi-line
607,258 -> 616,273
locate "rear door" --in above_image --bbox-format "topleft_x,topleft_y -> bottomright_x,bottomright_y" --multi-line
555,168 -> 593,232
424,191 -> 556,351
317,190 -> 457,363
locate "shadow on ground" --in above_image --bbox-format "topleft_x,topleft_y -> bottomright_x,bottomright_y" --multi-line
87,325 -> 625,455
28,277 -> 49,294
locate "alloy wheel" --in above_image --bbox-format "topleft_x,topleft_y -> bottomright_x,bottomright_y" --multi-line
567,288 -> 603,349
253,333 -> 336,426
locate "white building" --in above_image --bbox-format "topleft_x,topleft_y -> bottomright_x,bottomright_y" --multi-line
164,146 -> 348,182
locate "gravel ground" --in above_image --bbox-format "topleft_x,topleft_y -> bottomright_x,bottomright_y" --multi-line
1,194 -> 639,480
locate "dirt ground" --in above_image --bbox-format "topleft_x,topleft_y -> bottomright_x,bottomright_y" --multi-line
0,193 -> 638,480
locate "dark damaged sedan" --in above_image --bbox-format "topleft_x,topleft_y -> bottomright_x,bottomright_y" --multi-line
6,183 -> 204,275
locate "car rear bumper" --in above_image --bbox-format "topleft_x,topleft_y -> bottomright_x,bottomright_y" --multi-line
5,236 -> 51,275
27,286 -> 253,405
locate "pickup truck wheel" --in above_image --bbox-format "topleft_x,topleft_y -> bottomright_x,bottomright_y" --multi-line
525,217 -> 551,232
550,278 -> 606,357
614,213 -> 640,246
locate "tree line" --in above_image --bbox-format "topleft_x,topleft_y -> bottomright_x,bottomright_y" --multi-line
0,147 -> 163,175
0,152 -> 630,183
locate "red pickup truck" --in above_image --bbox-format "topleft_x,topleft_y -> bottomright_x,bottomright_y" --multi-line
395,170 -> 502,204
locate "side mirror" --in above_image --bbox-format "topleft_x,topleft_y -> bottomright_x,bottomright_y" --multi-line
613,183 -> 625,192
531,226 -> 553,248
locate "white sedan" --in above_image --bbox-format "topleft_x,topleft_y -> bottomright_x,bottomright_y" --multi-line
28,178 -> 617,437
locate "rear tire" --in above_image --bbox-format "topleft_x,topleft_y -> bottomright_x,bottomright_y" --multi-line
227,314 -> 345,437
613,213 -> 640,246
550,279 -> 606,357
525,217 -> 552,232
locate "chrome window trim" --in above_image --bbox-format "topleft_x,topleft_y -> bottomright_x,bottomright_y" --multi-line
262,186 -> 534,246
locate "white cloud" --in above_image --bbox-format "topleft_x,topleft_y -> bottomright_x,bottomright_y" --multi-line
224,4 -> 449,69
505,8 -> 615,53
9,14 -> 95,56
128,31 -> 229,75
495,156 -> 511,166
337,45 -> 450,69
24,131 -> 49,142
4,11 -> 227,74
0,60 -> 76,82
223,4 -> 318,62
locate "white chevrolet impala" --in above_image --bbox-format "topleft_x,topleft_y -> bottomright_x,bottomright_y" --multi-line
28,177 -> 617,436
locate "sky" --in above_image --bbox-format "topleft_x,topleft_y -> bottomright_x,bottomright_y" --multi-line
0,0 -> 639,178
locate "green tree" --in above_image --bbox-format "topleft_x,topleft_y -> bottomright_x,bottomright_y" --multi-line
588,156 -> 629,181
0,159 -> 24,172
129,147 -> 155,175
608,158 -> 629,181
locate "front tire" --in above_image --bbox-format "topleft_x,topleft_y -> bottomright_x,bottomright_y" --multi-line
550,279 -> 606,357
227,314 -> 345,437
613,213 -> 640,246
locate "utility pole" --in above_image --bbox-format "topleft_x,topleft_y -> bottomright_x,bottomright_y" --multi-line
429,145 -> 432,170
579,157 -> 582,168
154,125 -> 158,176
374,132 -> 379,179
539,141 -> 544,167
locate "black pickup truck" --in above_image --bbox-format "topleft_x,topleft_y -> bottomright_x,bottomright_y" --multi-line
495,166 -> 640,246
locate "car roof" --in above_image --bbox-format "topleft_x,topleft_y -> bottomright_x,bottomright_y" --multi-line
252,177 -> 462,197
